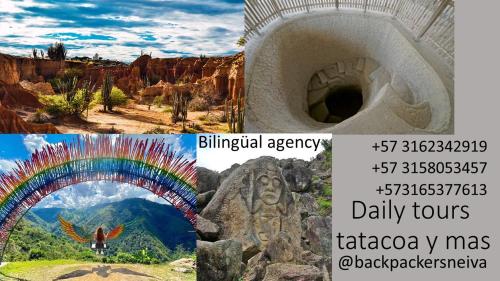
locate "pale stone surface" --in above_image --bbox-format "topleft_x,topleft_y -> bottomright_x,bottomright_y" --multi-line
197,240 -> 242,281
278,159 -> 312,192
245,11 -> 452,134
198,155 -> 332,281
195,215 -> 220,241
201,157 -> 302,262
303,216 -> 332,257
197,190 -> 216,211
197,167 -> 220,193
20,80 -> 56,95
262,263 -> 322,281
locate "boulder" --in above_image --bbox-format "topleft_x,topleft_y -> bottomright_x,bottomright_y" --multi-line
197,167 -> 220,193
197,240 -> 242,281
169,258 -> 195,273
140,80 -> 169,97
197,190 -> 216,211
201,157 -> 302,262
0,84 -> 42,109
303,216 -> 332,257
19,80 -> 55,95
265,232 -> 300,263
279,159 -> 312,192
0,104 -> 59,133
196,215 -> 220,241
219,163 -> 240,180
243,252 -> 269,281
296,193 -> 319,218
262,263 -> 322,281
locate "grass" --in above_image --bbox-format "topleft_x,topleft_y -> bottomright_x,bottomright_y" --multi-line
322,183 -> 332,197
317,197 -> 332,216
162,106 -> 173,113
0,259 -> 195,281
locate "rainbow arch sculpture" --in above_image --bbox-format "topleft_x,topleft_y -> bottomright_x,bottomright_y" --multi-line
0,135 -> 197,260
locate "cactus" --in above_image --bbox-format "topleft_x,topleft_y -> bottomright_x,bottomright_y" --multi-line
81,78 -> 96,118
56,76 -> 78,102
102,72 -> 114,112
227,88 -> 244,133
236,88 -> 245,133
171,90 -> 189,130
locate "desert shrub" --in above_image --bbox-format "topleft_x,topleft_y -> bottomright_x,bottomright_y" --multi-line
39,94 -> 69,117
62,67 -> 84,80
143,126 -> 168,134
153,95 -> 164,108
93,87 -> 128,109
189,96 -> 209,111
68,88 -> 95,116
162,105 -> 173,113
39,89 -> 94,117
32,108 -> 45,123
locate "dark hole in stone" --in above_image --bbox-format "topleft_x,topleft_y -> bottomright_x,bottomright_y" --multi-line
324,85 -> 363,122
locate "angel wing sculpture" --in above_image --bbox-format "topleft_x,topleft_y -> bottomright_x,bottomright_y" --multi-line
58,215 -> 124,254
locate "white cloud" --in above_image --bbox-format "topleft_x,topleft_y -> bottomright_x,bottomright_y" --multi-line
0,1 -> 244,62
197,134 -> 331,172
0,0 -> 55,14
72,3 -> 96,8
0,159 -> 19,173
35,180 -> 169,209
23,134 -> 49,153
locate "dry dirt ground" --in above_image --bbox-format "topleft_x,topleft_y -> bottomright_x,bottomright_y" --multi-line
44,100 -> 228,134
0,261 -> 195,281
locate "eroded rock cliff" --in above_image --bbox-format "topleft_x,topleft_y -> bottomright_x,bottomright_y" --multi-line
0,52 -> 243,133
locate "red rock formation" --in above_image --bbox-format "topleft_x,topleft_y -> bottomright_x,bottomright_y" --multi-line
0,104 -> 58,133
0,54 -> 20,85
0,84 -> 42,109
229,53 -> 244,100
137,52 -> 244,102
20,81 -> 56,95
0,51 -> 244,133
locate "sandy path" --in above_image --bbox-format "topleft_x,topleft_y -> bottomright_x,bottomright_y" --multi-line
1,263 -> 193,281
55,102 -> 227,134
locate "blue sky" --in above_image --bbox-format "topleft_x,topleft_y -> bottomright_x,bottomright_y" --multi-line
0,0 -> 244,62
0,134 -> 196,209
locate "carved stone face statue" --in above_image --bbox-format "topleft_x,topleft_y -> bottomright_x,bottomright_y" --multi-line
248,161 -> 290,247
256,173 -> 283,205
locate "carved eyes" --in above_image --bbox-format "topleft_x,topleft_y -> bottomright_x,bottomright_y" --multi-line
259,175 -> 270,185
259,175 -> 282,187
272,178 -> 281,187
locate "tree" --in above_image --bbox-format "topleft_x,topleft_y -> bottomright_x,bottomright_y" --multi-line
171,90 -> 190,131
32,48 -> 38,59
93,53 -> 100,61
47,42 -> 67,60
236,37 -> 246,47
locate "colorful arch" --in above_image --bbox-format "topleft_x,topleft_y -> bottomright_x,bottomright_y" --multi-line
0,135 -> 197,260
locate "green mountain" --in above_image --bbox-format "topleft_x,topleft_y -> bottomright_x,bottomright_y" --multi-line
4,198 -> 195,263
